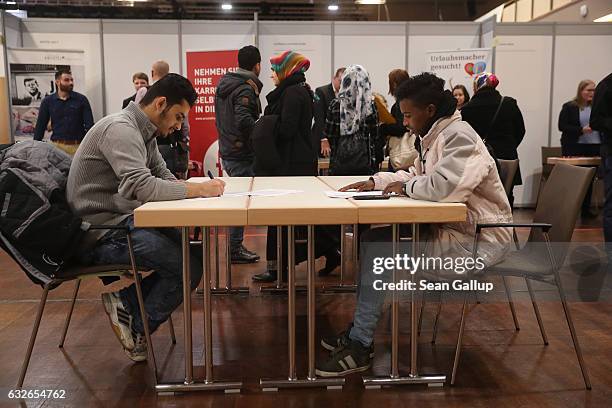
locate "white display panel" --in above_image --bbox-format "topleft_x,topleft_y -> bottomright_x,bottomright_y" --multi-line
550,35 -> 612,147
334,35 -> 406,107
259,34 -> 331,110
21,32 -> 104,121
408,35 -> 480,78
495,34 -> 553,206
103,29 -> 179,114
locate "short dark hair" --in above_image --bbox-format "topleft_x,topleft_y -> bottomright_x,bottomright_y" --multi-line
238,46 -> 261,71
140,73 -> 197,108
395,72 -> 446,108
23,78 -> 37,85
55,69 -> 71,80
132,72 -> 149,83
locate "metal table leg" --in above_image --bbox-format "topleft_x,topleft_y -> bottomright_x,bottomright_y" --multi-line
260,225 -> 344,391
155,227 -> 242,394
363,223 -> 446,389
323,224 -> 357,293
211,227 -> 249,295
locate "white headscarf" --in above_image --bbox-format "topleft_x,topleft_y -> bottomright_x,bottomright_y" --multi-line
338,64 -> 374,136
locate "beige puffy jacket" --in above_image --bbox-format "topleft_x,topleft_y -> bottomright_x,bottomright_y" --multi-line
372,111 -> 512,266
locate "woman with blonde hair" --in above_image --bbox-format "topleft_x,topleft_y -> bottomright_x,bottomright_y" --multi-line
559,79 -> 600,157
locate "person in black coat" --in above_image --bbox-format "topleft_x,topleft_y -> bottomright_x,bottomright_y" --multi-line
379,69 -> 410,172
122,72 -> 149,109
559,79 -> 600,157
461,72 -> 525,206
252,51 -> 339,282
313,67 -> 345,159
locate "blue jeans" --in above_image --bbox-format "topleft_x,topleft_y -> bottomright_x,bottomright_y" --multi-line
349,227 -> 395,348
222,158 -> 254,250
84,216 -> 203,335
604,155 -> 612,242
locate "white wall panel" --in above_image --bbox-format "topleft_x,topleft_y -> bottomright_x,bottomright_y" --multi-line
495,34 -> 553,206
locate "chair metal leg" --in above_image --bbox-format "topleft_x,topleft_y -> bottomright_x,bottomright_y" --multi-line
59,279 -> 81,348
543,232 -> 591,390
431,291 -> 443,344
525,278 -> 548,345
512,228 -> 520,250
127,233 -> 159,384
17,283 -> 52,388
168,315 -> 177,345
450,292 -> 469,386
418,295 -> 425,336
502,276 -> 520,331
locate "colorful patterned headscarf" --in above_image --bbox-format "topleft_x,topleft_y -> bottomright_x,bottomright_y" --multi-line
270,51 -> 310,83
338,64 -> 374,136
474,72 -> 499,92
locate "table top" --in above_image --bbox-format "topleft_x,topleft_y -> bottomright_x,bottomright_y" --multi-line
133,177 -> 251,227
546,156 -> 601,166
247,176 -> 359,226
318,175 -> 467,224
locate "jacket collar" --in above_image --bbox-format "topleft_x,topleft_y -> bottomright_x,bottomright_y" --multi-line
266,72 -> 306,105
419,110 -> 462,149
235,68 -> 263,95
125,101 -> 158,142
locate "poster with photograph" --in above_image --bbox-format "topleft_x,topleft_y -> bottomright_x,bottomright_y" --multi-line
8,48 -> 85,142
426,48 -> 492,92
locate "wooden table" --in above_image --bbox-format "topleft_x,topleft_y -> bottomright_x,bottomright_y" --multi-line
134,177 -> 251,394
546,156 -> 601,166
319,175 -> 466,388
250,177 -> 357,391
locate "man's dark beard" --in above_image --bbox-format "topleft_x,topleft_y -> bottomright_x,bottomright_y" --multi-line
59,84 -> 73,93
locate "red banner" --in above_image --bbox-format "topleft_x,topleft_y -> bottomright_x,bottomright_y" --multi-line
186,49 -> 238,176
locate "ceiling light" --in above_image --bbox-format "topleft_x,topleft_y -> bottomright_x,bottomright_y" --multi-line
594,13 -> 612,22
6,1 -> 17,5
221,3 -> 233,10
355,0 -> 386,4
328,4 -> 339,11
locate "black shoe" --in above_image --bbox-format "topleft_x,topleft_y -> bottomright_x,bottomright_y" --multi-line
241,245 -> 260,260
316,338 -> 372,377
321,324 -> 374,358
318,249 -> 341,277
252,270 -> 277,283
231,247 -> 259,264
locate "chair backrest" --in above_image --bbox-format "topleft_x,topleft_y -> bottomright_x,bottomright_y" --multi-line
531,163 -> 595,265
541,146 -> 562,178
498,159 -> 519,196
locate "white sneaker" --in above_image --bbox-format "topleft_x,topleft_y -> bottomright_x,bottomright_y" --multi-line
125,331 -> 148,362
102,292 -> 135,351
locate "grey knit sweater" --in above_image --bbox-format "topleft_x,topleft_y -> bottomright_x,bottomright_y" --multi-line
67,102 -> 187,246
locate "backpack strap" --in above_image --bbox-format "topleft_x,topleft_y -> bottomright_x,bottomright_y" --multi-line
485,96 -> 506,143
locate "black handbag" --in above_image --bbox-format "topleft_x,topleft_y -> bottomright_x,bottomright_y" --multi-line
252,114 -> 282,169
330,129 -> 373,175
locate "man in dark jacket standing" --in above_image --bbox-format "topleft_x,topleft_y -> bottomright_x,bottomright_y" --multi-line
214,45 -> 263,264
591,73 -> 612,242
312,67 -> 345,159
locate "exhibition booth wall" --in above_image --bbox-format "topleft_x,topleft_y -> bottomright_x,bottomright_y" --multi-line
0,11 -> 610,206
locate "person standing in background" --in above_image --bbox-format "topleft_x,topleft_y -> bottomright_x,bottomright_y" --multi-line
122,72 -> 149,109
379,69 -> 410,172
214,45 -> 263,264
461,72 -> 525,207
452,84 -> 470,110
559,80 -> 600,157
313,67 -> 346,159
135,61 -> 189,179
34,69 -> 94,156
590,73 -> 612,241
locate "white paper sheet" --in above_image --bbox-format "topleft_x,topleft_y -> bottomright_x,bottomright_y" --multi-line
325,191 -> 396,199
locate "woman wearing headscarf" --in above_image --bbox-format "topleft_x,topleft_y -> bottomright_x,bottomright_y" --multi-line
324,64 -> 379,176
253,51 -> 340,282
254,50 -> 316,176
461,72 -> 525,207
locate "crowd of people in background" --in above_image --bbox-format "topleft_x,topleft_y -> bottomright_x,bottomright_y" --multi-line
21,43 -> 611,370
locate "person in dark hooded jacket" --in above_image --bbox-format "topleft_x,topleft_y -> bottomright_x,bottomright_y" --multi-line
252,50 -> 340,283
214,45 -> 263,264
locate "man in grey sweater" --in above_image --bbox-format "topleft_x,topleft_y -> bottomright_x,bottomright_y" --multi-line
67,73 -> 225,362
